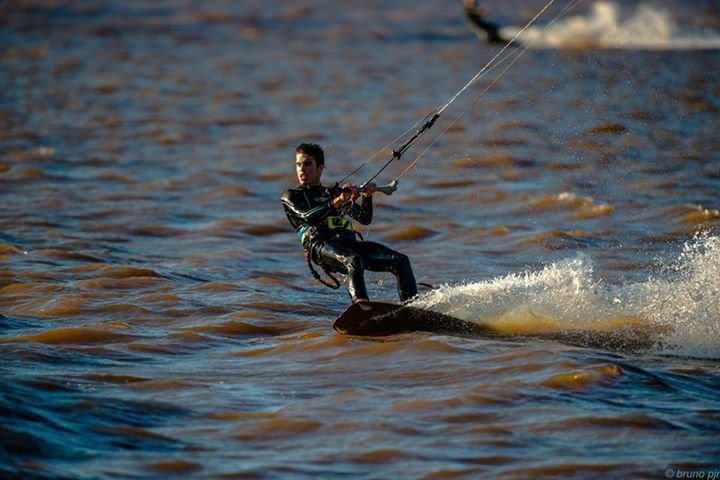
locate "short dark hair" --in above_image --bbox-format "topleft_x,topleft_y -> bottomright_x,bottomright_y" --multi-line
295,143 -> 325,167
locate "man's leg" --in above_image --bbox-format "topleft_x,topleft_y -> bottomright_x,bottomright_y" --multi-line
315,241 -> 368,302
355,241 -> 418,302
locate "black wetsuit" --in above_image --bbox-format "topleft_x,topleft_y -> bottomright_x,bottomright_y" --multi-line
281,184 -> 417,302
463,3 -> 506,44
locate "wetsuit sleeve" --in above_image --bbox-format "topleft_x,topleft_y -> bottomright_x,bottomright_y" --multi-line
280,189 -> 334,227
350,195 -> 373,225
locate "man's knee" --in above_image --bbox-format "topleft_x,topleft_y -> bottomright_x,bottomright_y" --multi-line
395,252 -> 412,270
343,253 -> 364,272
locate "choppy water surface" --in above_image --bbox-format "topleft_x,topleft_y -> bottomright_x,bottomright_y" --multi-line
2,1 -> 720,478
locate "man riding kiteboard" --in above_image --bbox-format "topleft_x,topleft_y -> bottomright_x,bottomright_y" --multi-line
281,143 -> 418,309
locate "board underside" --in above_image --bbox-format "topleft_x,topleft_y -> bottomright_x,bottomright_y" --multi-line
332,301 -> 492,337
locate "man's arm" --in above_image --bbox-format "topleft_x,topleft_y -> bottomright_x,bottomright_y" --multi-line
352,195 -> 373,225
280,189 -> 333,227
349,183 -> 375,225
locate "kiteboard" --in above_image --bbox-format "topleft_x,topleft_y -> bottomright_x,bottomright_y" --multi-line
331,301 -> 660,351
332,301 -> 493,337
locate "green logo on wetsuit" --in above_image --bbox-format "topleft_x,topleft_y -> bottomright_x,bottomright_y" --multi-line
327,215 -> 353,231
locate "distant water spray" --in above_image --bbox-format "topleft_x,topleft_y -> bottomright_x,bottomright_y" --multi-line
414,234 -> 720,359
504,1 -> 720,50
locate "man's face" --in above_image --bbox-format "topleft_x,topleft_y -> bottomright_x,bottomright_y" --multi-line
295,153 -> 323,186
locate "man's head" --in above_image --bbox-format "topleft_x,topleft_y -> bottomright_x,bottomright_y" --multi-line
295,143 -> 325,186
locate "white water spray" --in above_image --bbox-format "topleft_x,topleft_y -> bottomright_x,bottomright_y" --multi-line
414,234 -> 720,359
505,1 -> 720,50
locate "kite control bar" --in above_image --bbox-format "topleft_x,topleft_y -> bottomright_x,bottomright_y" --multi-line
365,180 -> 398,196
341,180 -> 399,196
